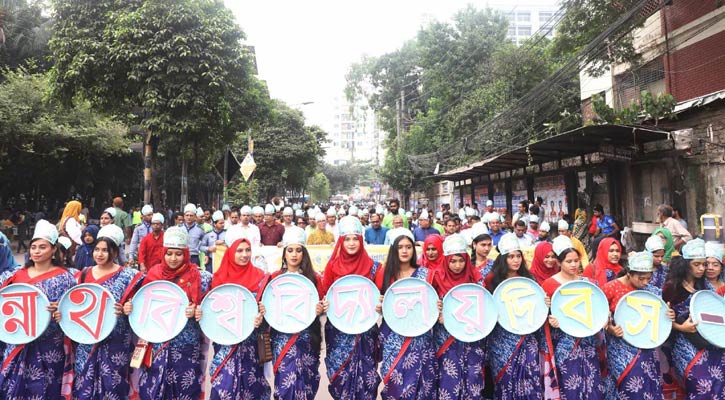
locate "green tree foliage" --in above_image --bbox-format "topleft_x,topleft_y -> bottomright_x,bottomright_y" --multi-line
309,172 -> 330,203
591,91 -> 676,125
49,0 -> 270,206
0,0 -> 53,73
227,177 -> 259,207
321,161 -> 374,194
0,67 -> 134,198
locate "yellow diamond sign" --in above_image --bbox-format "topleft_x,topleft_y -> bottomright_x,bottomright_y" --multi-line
240,153 -> 256,182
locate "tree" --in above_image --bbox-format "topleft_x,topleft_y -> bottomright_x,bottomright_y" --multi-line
321,161 -> 374,194
227,177 -> 259,207
309,172 -> 330,203
49,0 -> 270,207
0,0 -> 53,73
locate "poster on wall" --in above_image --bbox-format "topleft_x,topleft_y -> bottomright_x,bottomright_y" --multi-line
492,182 -> 507,212
512,179 -> 528,211
534,175 -> 568,224
474,186 -> 489,206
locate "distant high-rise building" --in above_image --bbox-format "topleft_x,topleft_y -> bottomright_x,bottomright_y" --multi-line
324,95 -> 385,166
487,0 -> 560,45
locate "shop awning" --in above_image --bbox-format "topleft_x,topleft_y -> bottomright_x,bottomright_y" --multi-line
434,124 -> 669,181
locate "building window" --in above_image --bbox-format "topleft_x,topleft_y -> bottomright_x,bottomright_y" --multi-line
539,12 -> 553,24
518,27 -> 531,37
517,12 -> 530,22
508,27 -> 516,37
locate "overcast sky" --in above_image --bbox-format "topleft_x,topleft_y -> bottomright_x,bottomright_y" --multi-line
224,1 -> 534,127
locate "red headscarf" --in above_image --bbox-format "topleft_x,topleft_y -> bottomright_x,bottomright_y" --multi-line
145,247 -> 202,304
213,238 -> 267,293
321,234 -> 374,294
431,252 -> 483,297
419,234 -> 444,271
584,238 -> 623,287
529,242 -> 559,284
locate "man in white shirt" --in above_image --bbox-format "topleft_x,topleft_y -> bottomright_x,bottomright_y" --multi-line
226,205 -> 261,247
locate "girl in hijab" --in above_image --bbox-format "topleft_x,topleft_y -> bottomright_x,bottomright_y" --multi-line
486,233 -> 543,400
529,241 -> 558,285
541,236 -> 607,400
582,238 -> 622,287
0,220 -> 76,399
198,235 -> 270,400
320,216 -> 382,399
123,226 -> 213,400
377,233 -> 437,399
73,224 -> 100,270
471,233 -> 495,278
431,234 -> 486,399
418,234 -> 444,272
652,227 -> 677,263
604,251 -> 673,399
664,239 -> 725,398
267,227 -> 324,400
59,224 -> 143,399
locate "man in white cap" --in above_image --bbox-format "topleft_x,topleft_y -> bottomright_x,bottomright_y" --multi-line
259,204 -> 285,246
225,205 -> 261,248
196,207 -> 212,234
326,207 -> 339,242
138,213 -> 165,272
487,212 -> 505,245
251,205 -> 264,225
557,220 -> 589,268
534,221 -> 551,245
307,213 -> 335,245
281,207 -> 295,231
482,200 -> 496,223
129,204 -> 154,262
200,210 -> 227,270
413,210 -> 439,246
528,215 -> 540,238
182,203 -> 206,266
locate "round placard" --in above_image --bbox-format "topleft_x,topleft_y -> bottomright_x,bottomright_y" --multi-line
58,283 -> 117,344
262,274 -> 318,334
551,280 -> 609,338
325,275 -> 380,335
492,277 -> 548,335
382,278 -> 438,337
442,283 -> 497,342
690,290 -> 725,348
199,284 -> 257,345
613,290 -> 672,349
128,280 -> 188,343
0,283 -> 51,344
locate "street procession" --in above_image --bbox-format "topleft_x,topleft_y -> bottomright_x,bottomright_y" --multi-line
1,0 -> 725,399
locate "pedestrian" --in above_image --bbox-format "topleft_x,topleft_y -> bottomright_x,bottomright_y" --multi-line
471,233 -> 495,277
63,224 -> 143,399
259,204 -> 285,246
267,227 -> 324,400
138,213 -> 165,273
129,204 -> 154,262
181,203 -> 205,266
320,216 -> 382,399
431,234 -> 486,399
377,233 -> 437,399
486,233 -> 543,399
123,226 -> 212,400
583,238 -> 622,287
58,200 -> 83,251
200,235 -> 270,400
418,234 -> 444,272
0,220 -> 76,398
200,210 -> 226,271
73,224 -> 100,270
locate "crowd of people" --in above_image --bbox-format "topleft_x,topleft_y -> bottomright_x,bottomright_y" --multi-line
0,193 -> 722,400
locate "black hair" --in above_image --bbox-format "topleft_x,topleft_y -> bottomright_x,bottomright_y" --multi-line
469,215 -> 481,222
101,210 -> 115,221
489,250 -> 533,291
295,216 -> 307,226
515,220 -> 527,228
389,199 -> 400,207
529,205 -> 540,215
24,238 -> 64,268
536,196 -> 544,204
665,256 -> 707,292
471,234 -> 492,266
95,237 -> 120,264
593,204 -> 604,214
279,245 -> 322,352
556,247 -> 580,263
382,235 -> 418,293
518,200 -> 529,209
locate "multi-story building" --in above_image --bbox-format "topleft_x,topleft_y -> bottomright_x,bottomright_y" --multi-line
486,0 -> 560,45
324,95 -> 386,166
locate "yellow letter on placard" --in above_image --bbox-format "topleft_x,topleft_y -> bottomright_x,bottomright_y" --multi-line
500,282 -> 536,329
624,296 -> 661,343
560,287 -> 593,330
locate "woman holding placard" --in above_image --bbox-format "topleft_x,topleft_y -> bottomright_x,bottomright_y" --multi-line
123,226 -> 213,400
603,251 -> 669,399
583,238 -> 622,287
200,236 -> 270,400
485,233 -> 544,400
267,227 -> 324,400
529,241 -> 559,285
320,216 -> 382,399
664,239 -> 725,398
0,220 -> 77,399
378,233 -> 437,400
541,236 -> 607,400
431,233 -> 487,399
63,224 -> 143,399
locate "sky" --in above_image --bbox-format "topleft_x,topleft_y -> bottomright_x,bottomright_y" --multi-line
223,1 -> 549,128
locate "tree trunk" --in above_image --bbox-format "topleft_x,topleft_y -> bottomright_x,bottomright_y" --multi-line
149,135 -> 162,210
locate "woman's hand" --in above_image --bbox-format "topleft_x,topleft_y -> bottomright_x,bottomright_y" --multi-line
254,302 -> 266,329
676,316 -> 698,333
665,302 -> 675,322
195,306 -> 203,322
315,301 -> 324,316
375,295 -> 383,315
607,323 -> 624,338
113,302 -> 123,316
544,295 -> 551,309
185,303 -> 196,319
48,301 -> 60,322
321,297 -> 330,314
548,315 -> 560,329
123,301 -> 133,316
437,299 -> 444,324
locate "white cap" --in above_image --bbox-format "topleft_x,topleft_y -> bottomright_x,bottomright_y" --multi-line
57,236 -> 72,250
539,221 -> 550,233
443,234 -> 469,256
436,211 -> 443,220
163,226 -> 189,249
558,220 -> 569,231
419,209 -> 430,220
151,213 -> 165,224
486,200 -> 493,207
458,209 -> 466,219
357,210 -> 365,218
488,212 -> 500,222
141,204 -> 153,216
196,207 -> 204,217
465,207 -> 475,217
326,208 -> 337,217
629,251 -> 654,273
645,236 -> 665,253
183,203 -> 197,214
224,225 -> 249,246
282,226 -> 307,246
295,209 -> 304,217
349,205 -> 359,216
282,207 -> 293,216
315,213 -> 326,222
240,205 -> 252,215
222,204 -> 231,212
308,209 -> 317,219
338,216 -> 364,236
375,206 -> 384,215
97,224 -> 125,246
497,233 -> 521,255
103,207 -> 117,219
405,211 -> 412,218
212,210 -> 225,222
552,235 -> 574,256
387,227 -> 414,243
529,215 -> 540,223
32,220 -> 59,245
264,204 -> 276,215
252,206 -> 264,215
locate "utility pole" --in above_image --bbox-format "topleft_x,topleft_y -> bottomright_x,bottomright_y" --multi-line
143,129 -> 152,205
396,89 -> 403,149
222,145 -> 229,204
